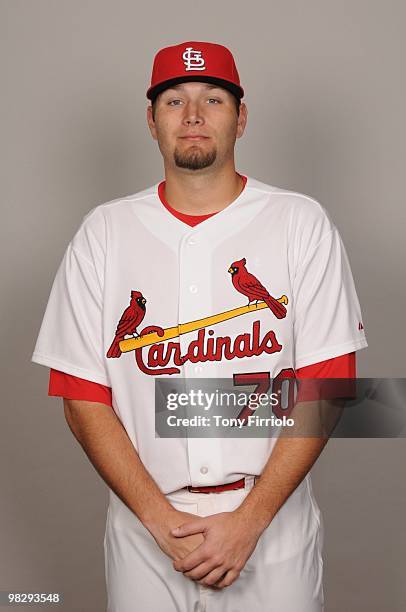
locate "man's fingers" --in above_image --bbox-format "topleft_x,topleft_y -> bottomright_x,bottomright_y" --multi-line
182,560 -> 217,580
171,519 -> 206,538
213,569 -> 240,588
199,566 -> 229,587
173,545 -> 208,572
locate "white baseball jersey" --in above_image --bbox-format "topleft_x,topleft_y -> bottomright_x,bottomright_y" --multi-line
31,175 -> 368,494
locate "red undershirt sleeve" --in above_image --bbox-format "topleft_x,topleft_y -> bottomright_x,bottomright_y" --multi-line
49,368 -> 113,407
295,351 -> 356,378
295,352 -> 356,401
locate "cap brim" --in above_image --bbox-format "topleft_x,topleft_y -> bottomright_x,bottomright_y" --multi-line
147,75 -> 244,101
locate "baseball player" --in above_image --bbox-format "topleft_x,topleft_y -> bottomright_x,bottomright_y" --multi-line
32,41 -> 368,611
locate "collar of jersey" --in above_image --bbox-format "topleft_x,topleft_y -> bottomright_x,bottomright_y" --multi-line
156,173 -> 249,230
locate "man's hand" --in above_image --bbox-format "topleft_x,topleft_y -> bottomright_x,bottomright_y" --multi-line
149,509 -> 205,563
170,509 -> 265,589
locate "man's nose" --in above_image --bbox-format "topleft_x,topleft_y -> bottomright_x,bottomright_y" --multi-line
183,103 -> 204,125
184,114 -> 203,125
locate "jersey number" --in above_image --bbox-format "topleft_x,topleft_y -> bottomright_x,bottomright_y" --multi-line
232,368 -> 296,425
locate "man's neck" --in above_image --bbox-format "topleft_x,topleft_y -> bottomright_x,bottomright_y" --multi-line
162,166 -> 244,215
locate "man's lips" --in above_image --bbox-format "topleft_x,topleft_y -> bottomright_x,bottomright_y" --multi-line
180,136 -> 210,140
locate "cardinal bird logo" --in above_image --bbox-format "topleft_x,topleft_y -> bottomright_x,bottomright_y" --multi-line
228,257 -> 287,319
106,290 -> 147,358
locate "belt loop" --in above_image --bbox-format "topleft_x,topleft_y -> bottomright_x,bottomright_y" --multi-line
245,475 -> 255,490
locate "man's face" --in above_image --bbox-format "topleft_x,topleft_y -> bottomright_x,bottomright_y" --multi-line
147,82 -> 247,172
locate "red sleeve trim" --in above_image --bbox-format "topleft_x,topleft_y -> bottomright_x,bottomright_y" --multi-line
48,369 -> 113,407
295,352 -> 356,401
296,352 -> 356,378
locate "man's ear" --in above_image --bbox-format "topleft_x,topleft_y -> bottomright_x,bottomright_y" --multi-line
236,102 -> 247,139
146,105 -> 158,141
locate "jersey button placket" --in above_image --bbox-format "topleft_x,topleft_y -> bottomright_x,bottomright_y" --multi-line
178,232 -> 205,376
178,233 -> 217,486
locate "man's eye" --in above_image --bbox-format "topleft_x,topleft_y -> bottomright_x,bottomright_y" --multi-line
167,98 -> 221,106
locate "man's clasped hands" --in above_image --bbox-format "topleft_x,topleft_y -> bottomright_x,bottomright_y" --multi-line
152,506 -> 268,590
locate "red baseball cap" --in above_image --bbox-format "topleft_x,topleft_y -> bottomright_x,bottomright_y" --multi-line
146,41 -> 244,102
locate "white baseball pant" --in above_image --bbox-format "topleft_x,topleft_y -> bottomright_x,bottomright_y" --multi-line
104,475 -> 324,611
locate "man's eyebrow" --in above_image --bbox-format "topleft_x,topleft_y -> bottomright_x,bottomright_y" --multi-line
163,84 -> 224,94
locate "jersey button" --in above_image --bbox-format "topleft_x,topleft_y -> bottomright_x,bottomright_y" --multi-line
194,365 -> 203,374
189,284 -> 198,293
200,466 -> 208,474
187,236 -> 197,245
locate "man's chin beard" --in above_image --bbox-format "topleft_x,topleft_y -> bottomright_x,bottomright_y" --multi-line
173,147 -> 217,171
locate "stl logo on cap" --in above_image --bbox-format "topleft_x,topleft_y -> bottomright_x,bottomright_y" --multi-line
182,47 -> 206,72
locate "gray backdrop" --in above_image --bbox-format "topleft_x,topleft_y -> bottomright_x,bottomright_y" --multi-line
1,0 -> 405,610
